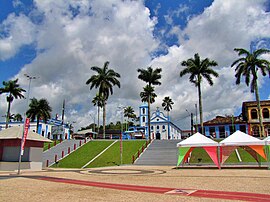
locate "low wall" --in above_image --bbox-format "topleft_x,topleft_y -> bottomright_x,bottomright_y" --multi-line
0,161 -> 42,171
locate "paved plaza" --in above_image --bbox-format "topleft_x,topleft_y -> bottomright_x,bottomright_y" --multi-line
1,165 -> 270,201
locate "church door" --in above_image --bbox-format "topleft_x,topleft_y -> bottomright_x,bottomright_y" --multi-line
156,133 -> 161,140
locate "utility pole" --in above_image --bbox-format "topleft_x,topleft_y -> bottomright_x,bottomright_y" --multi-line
191,113 -> 194,135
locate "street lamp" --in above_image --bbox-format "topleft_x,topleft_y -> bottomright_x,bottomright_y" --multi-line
186,109 -> 194,135
18,74 -> 38,175
89,114 -> 96,133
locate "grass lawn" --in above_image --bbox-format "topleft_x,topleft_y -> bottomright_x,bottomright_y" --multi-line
43,140 -> 61,151
51,141 -> 114,168
189,147 -> 267,164
86,140 -> 146,168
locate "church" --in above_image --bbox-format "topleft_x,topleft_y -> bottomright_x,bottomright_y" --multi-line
139,103 -> 182,140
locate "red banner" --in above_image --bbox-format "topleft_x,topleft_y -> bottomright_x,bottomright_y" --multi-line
21,118 -> 30,155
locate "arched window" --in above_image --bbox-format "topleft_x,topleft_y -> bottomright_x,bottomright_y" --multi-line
156,125 -> 159,130
250,109 -> 258,119
263,108 -> 269,119
151,126 -> 153,130
142,108 -> 145,114
162,125 -> 165,130
142,117 -> 145,122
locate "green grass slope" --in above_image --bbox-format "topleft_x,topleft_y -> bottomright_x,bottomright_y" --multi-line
51,141 -> 113,168
86,140 -> 146,168
43,140 -> 61,151
52,140 -> 146,168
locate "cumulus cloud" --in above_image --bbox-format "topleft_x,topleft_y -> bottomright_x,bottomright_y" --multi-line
1,0 -> 270,130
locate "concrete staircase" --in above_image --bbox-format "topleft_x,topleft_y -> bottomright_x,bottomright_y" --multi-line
42,139 -> 89,167
134,140 -> 181,166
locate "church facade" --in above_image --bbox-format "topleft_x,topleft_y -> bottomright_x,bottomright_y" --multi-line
139,103 -> 182,140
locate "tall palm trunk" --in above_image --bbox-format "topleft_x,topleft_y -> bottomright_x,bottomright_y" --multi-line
197,82 -> 204,134
97,106 -> 100,135
103,104 -> 106,139
254,81 -> 265,137
5,100 -> 11,129
36,115 -> 40,133
148,98 -> 151,141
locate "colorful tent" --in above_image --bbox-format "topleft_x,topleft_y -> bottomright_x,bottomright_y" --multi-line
219,130 -> 267,164
176,132 -> 220,168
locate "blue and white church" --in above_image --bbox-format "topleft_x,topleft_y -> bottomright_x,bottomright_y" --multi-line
139,103 -> 182,140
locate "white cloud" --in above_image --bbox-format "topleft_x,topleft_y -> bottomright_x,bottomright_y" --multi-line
0,13 -> 36,60
1,0 -> 270,131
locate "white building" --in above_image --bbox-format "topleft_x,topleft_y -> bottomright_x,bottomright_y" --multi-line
139,103 -> 182,140
0,118 -> 70,140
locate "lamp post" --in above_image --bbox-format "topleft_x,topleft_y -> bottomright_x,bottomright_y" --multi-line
17,74 -> 38,175
89,113 -> 96,134
186,109 -> 194,135
117,106 -> 126,165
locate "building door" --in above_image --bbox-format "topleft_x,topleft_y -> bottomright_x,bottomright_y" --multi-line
156,133 -> 161,140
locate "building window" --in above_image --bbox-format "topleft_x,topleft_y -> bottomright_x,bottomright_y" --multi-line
263,108 -> 269,119
156,125 -> 159,130
252,125 -> 260,137
239,125 -> 246,133
265,125 -> 270,136
142,108 -> 145,114
162,125 -> 165,130
151,126 -> 153,130
219,126 -> 225,138
157,119 -> 159,121
209,127 -> 215,137
229,125 -> 235,135
142,117 -> 145,122
251,109 -> 258,119
42,130 -> 45,137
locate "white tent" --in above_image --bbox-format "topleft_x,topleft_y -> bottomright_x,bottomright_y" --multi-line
264,136 -> 270,144
177,132 -> 218,147
176,132 -> 220,168
219,130 -> 265,146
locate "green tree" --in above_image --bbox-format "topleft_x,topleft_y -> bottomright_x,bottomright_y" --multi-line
86,61 -> 121,138
14,113 -> 23,122
162,96 -> 174,117
124,106 -> 136,129
231,48 -> 270,137
26,98 -> 52,133
180,53 -> 219,133
139,84 -> 157,140
0,79 -> 26,128
92,93 -> 105,134
138,67 -> 162,140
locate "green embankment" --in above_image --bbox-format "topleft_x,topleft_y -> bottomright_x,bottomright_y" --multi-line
43,140 -> 61,151
52,140 -> 146,168
51,141 -> 113,168
86,140 -> 146,168
189,147 -> 266,164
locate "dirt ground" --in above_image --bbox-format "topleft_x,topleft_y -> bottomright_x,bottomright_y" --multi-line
0,165 -> 270,202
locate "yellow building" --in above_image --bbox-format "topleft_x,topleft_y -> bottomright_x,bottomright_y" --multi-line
242,100 -> 270,137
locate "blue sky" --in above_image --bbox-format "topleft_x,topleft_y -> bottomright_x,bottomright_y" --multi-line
0,0 -> 270,130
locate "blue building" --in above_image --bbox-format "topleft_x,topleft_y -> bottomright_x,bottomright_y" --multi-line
199,115 -> 248,138
0,118 -> 71,140
138,103 -> 182,140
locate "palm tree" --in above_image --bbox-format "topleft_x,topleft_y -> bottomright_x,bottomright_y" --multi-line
180,53 -> 219,134
26,98 -> 52,133
162,96 -> 174,118
14,113 -> 23,122
138,67 -> 162,140
92,93 -> 104,134
124,106 -> 136,129
231,48 -> 270,137
86,61 -> 121,138
0,79 -> 26,128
